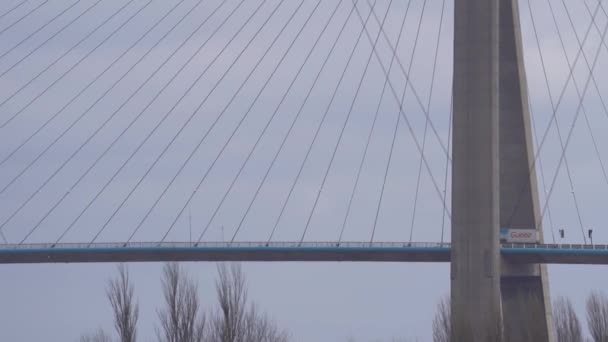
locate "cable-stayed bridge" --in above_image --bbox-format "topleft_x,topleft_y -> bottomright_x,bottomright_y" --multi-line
1,0 -> 608,340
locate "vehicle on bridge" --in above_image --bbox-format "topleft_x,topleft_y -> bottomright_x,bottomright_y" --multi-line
500,228 -> 539,243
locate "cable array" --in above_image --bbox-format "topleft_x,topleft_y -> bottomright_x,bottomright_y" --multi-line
369,0 -> 425,243
148,0 -> 323,244
127,0 -> 316,243
0,0 -> 80,61
0,0 -> 48,37
538,8 -> 608,243
525,0 -> 586,242
236,0 -> 363,244
507,0 -> 608,243
0,0 -> 30,23
0,0 -> 141,128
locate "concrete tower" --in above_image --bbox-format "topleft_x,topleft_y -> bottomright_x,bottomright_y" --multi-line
451,0 -> 554,340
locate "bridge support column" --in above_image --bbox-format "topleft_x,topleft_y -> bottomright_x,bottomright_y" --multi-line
451,0 -> 502,340
498,0 -> 554,341
452,0 -> 554,340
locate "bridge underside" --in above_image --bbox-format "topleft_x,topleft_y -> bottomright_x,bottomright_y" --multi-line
2,243 -> 608,264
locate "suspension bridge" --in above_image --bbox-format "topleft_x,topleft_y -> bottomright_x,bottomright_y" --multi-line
1,0 -> 608,340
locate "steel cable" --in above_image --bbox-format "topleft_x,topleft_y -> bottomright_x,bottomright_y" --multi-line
85,0 -> 280,244
528,87 -> 556,244
0,0 -> 151,194
537,5 -> 608,243
409,0 -> 445,244
299,0 -> 394,244
0,0 -> 30,23
338,0 -> 412,243
257,0 -> 378,246
0,0 -> 103,86
0,0 -> 134,127
0,0 -> 101,85
506,0 -> 605,227
300,0 -> 393,243
0,0 -> 102,82
50,0 -> 254,244
583,0 -> 608,53
13,0 -> 233,244
0,0 -> 81,61
229,1 -> 365,243
155,0 -> 319,244
226,1 -> 359,244
526,0 -> 586,242
0,0 -> 188,170
369,0 -> 426,243
137,0 -> 326,244
0,0 -> 48,37
1,0 -> 200,242
357,0 -> 452,223
579,1 -> 608,117
362,0 -> 450,163
542,0 -> 608,240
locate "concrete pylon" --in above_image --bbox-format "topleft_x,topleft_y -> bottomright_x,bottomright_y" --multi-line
498,0 -> 554,341
451,0 -> 554,340
451,0 -> 502,339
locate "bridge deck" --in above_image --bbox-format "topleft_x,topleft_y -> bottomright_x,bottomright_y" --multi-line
1,242 -> 608,264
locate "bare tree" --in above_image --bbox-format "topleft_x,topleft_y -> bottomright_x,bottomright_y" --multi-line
242,304 -> 289,342
432,296 -> 450,342
157,263 -> 207,342
79,328 -> 112,342
586,291 -> 608,342
212,263 -> 247,342
210,263 -> 289,342
107,264 -> 139,342
554,297 -> 583,342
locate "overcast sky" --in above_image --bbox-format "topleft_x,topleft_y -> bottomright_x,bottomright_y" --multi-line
0,0 -> 607,341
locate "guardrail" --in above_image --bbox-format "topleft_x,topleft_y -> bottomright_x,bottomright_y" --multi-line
0,241 -> 451,250
1,241 -> 607,250
500,243 -> 608,250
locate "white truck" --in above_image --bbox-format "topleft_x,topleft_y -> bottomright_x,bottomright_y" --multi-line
500,228 -> 539,243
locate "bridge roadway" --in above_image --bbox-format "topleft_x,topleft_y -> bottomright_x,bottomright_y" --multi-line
1,242 -> 608,264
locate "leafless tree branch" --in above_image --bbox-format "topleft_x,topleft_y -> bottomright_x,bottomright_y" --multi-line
586,291 -> 608,342
107,264 -> 138,342
554,296 -> 583,342
210,263 -> 288,342
79,328 -> 112,342
157,262 -> 207,342
432,295 -> 450,342
211,263 -> 247,342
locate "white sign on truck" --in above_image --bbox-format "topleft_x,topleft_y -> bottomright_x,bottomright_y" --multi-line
501,228 -> 538,243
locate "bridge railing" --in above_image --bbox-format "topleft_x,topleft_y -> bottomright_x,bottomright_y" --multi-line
500,243 -> 608,250
0,241 -> 449,250
2,241 -> 608,251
